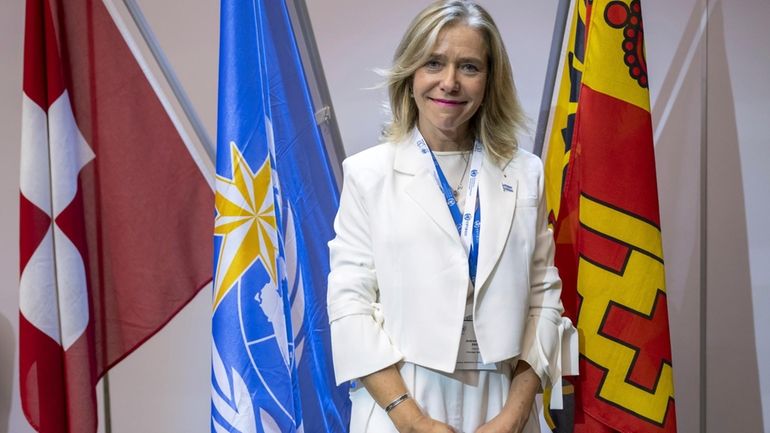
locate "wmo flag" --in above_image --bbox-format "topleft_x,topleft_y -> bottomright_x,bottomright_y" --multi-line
211,1 -> 348,432
544,1 -> 678,432
19,0 -> 213,432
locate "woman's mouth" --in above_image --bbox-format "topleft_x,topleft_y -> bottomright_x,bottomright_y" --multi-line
429,97 -> 466,107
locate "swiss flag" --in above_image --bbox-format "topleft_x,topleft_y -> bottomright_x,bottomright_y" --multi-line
19,1 -> 213,432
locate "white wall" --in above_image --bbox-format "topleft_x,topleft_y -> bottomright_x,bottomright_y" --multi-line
1,1 -> 768,432
1,0 -> 28,431
704,1 -> 769,432
645,2 -> 706,431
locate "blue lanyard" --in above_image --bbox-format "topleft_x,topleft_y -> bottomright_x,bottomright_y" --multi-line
429,152 -> 481,285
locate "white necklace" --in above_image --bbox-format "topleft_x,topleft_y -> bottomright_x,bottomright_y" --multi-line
453,152 -> 472,198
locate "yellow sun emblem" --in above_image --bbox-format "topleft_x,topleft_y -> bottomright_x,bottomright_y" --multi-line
213,142 -> 279,309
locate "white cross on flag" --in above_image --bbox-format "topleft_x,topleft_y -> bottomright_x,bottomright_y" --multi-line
19,1 -> 213,432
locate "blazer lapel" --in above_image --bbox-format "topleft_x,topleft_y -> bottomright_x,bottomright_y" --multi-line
395,137 -> 462,244
474,157 -> 517,292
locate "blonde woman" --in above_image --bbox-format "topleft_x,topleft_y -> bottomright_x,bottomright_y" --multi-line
327,2 -> 577,432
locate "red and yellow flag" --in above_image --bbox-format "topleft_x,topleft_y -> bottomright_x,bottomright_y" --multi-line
543,0 -> 588,228
544,1 -> 677,432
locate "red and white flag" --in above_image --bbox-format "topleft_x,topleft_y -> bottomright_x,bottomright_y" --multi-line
19,1 -> 213,432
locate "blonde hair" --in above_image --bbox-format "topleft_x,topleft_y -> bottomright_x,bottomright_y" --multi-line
382,0 -> 526,162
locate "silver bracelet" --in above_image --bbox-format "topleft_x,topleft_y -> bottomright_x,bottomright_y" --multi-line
384,392 -> 410,413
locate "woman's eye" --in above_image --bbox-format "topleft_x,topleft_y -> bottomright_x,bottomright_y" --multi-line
425,60 -> 442,70
460,63 -> 480,73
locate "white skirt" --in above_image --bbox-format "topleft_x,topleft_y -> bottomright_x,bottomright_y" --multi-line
348,362 -> 541,433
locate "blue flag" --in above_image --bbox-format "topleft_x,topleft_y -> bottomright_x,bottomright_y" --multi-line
211,1 -> 349,432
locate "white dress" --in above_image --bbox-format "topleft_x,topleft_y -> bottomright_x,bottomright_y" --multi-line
346,152 -> 542,433
348,361 -> 542,433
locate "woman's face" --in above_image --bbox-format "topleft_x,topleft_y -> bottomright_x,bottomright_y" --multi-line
412,24 -> 488,142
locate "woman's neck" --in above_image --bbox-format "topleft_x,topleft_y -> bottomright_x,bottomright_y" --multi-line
417,124 -> 473,152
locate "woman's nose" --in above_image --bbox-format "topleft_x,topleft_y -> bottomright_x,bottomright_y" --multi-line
439,67 -> 460,93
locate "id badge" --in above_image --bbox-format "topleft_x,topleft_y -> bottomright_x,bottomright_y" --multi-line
455,304 -> 497,370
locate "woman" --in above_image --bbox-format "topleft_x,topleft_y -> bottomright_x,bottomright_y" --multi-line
327,2 -> 577,432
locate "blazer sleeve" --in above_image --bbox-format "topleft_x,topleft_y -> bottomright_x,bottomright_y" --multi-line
518,161 -> 579,407
326,158 -> 403,385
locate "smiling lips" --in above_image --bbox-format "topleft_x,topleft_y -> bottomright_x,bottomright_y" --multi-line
429,97 -> 467,107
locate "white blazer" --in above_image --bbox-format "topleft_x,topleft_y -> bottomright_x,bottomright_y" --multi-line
327,131 -> 577,394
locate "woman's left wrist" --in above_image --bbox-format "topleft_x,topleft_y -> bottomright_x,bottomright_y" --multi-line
501,389 -> 536,430
498,403 -> 526,431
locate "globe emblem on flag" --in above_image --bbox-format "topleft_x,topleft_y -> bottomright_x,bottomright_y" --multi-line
212,1 -> 350,430
212,141 -> 306,433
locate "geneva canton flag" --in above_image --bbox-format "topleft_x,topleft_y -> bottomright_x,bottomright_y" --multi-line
544,1 -> 677,432
211,1 -> 349,432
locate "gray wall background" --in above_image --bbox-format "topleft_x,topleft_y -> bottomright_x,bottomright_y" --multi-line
1,1 -> 768,432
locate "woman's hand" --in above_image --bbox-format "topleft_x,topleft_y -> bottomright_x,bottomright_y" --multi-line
388,399 -> 456,433
359,365 -> 456,433
475,360 -> 539,433
399,413 -> 457,433
473,411 -> 524,433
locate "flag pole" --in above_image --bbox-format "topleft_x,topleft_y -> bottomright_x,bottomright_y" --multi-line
102,375 -> 112,433
285,0 -> 346,187
700,1 -> 710,430
533,0 -> 572,157
120,0 -> 216,164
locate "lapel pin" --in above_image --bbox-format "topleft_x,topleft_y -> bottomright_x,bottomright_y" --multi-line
502,183 -> 514,193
